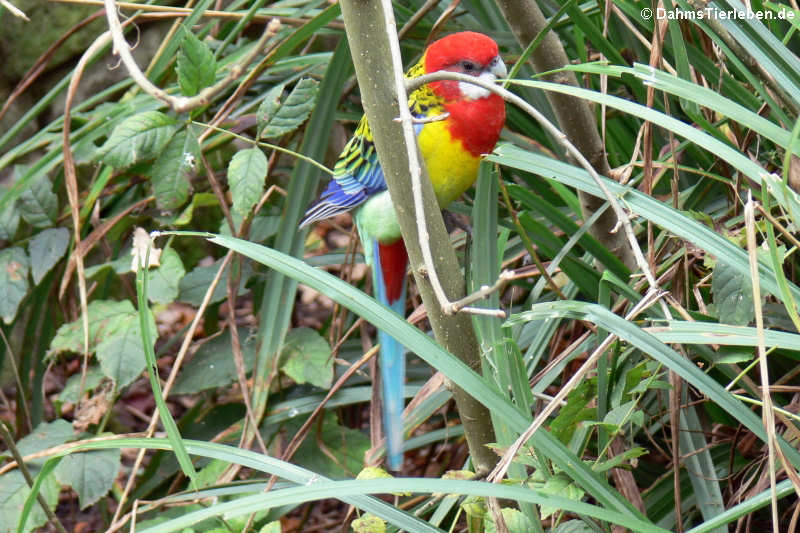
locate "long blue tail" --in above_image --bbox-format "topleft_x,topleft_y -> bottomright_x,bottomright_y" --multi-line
371,238 -> 408,471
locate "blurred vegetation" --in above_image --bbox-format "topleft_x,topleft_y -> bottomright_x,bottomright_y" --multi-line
1,0 -> 800,531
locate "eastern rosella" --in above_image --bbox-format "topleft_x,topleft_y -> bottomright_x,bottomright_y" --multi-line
300,31 -> 506,470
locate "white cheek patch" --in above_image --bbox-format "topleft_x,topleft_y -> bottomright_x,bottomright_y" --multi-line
458,71 -> 496,100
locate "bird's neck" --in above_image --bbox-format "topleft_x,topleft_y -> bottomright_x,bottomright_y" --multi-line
443,94 -> 505,157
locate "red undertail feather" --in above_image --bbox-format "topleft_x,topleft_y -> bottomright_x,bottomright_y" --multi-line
378,240 -> 408,305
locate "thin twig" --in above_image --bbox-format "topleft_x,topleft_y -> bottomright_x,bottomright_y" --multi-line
0,423 -> 68,533
0,0 -> 28,19
62,31 -> 115,435
745,193 -> 779,532
450,270 -> 514,314
397,0 -> 440,39
51,0 -> 345,28
193,121 -> 333,175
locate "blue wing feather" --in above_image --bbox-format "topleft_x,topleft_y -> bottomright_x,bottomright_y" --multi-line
299,117 -> 425,229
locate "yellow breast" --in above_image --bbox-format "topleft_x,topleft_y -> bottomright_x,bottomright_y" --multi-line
417,119 -> 480,209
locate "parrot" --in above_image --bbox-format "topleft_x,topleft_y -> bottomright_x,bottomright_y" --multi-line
299,31 -> 506,471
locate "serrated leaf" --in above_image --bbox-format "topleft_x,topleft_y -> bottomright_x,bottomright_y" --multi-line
96,311 -> 153,387
50,300 -> 137,355
19,173 -> 57,229
147,247 -> 185,304
54,448 -> 120,509
538,475 -> 585,520
171,329 -> 257,395
0,470 -> 60,533
228,148 -> 267,216
49,299 -> 155,387
28,227 -> 70,284
0,246 -> 29,324
257,78 -> 319,139
16,420 -> 74,458
150,128 -> 199,210
177,28 -> 216,97
712,259 -> 756,325
280,327 -> 332,389
58,368 -> 106,404
100,111 -> 177,168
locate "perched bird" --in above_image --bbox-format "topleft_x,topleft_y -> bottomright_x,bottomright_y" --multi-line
300,31 -> 506,470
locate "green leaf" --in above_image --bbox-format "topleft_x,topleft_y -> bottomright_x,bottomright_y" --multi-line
100,111 -> 177,168
0,189 -> 20,240
147,247 -> 185,305
291,412 -> 369,478
16,420 -> 74,458
258,521 -> 282,533
280,327 -> 332,389
49,300 -> 155,387
712,259 -> 756,325
177,28 -> 216,97
96,310 -> 153,387
485,508 -> 533,533
171,192 -> 218,226
18,174 -> 57,229
258,78 -> 320,139
178,258 -> 251,306
593,447 -> 648,473
172,329 -> 257,395
150,128 -> 199,210
185,232 -> 645,519
352,514 -> 386,533
602,400 -> 641,429
537,475 -> 586,520
5,421 -> 73,532
54,448 -> 120,509
50,300 -> 136,354
28,227 -> 69,284
227,147 -> 267,216
551,520 -> 596,533
58,367 -> 106,404
65,437 -> 668,533
0,247 -> 29,324
0,470 -> 60,533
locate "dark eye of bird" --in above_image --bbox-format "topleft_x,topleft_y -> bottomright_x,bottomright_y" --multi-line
461,61 -> 476,72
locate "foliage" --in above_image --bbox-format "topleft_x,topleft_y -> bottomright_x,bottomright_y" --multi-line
1,0 -> 800,531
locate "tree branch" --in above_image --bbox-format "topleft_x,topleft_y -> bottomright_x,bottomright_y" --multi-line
337,0 -> 498,473
495,0 -> 637,272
